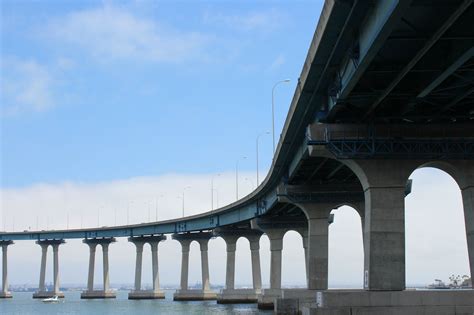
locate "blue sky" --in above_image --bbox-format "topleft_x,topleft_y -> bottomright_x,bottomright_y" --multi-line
1,0 -> 323,188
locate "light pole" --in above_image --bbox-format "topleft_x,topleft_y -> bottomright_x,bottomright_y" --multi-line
213,188 -> 219,209
236,156 -> 247,200
256,131 -> 270,186
127,201 -> 134,225
147,200 -> 151,222
272,79 -> 291,154
211,173 -> 221,210
156,194 -> 164,221
179,186 -> 191,217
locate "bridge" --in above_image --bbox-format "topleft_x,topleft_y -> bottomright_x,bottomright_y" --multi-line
1,0 -> 474,314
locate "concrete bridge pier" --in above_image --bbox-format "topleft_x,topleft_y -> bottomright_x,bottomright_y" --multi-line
128,235 -> 166,299
258,228 -> 286,310
81,238 -> 116,299
216,229 -> 263,304
172,232 -> 216,301
33,239 -> 65,299
0,241 -> 13,298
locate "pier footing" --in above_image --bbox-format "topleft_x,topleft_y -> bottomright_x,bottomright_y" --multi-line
128,290 -> 165,299
0,292 -> 12,298
217,288 -> 260,304
80,290 -> 116,299
258,288 -> 282,309
173,289 -> 217,301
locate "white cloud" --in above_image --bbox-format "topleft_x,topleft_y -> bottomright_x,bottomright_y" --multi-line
204,9 -> 286,33
47,6 -> 212,63
1,58 -> 56,115
268,53 -> 286,71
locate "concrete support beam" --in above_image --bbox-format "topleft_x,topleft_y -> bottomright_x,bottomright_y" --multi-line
33,239 -> 65,299
342,159 -> 415,291
197,239 -> 211,292
52,244 -> 60,294
0,241 -> 13,298
81,238 -> 116,299
248,236 -> 263,291
133,241 -> 144,291
223,236 -> 238,290
128,235 -> 166,299
463,185 -> 474,287
178,239 -> 191,291
150,241 -> 160,292
258,228 -> 286,310
102,243 -> 111,292
38,244 -> 48,292
456,161 -> 474,287
86,243 -> 97,292
172,232 -> 216,301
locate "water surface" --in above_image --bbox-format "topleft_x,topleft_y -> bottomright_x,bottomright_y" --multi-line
0,290 -> 271,315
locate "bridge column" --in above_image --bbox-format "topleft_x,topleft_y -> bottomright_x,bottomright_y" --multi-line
52,244 -> 61,294
0,241 -> 13,298
258,228 -> 286,310
197,238 -> 212,292
464,185 -> 474,287
248,236 -> 262,292
86,243 -> 97,292
33,239 -> 65,298
150,241 -> 160,292
223,236 -> 238,290
133,241 -> 144,291
102,243 -> 111,293
297,204 -> 335,290
347,159 -> 414,291
178,239 -> 190,291
128,235 -> 166,299
81,238 -> 116,299
172,232 -> 216,301
295,228 -> 309,285
454,161 -> 474,288
38,244 -> 48,293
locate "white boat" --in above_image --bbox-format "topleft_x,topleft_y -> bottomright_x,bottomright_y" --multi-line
42,295 -> 59,303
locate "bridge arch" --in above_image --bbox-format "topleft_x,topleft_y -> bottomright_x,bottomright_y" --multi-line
281,229 -> 307,288
328,205 -> 364,289
405,162 -> 472,288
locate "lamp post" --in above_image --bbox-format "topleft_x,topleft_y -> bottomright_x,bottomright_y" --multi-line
127,201 -> 134,225
211,173 -> 221,210
236,156 -> 247,200
272,79 -> 291,154
156,194 -> 164,221
256,131 -> 270,186
213,188 -> 219,209
179,186 -> 191,217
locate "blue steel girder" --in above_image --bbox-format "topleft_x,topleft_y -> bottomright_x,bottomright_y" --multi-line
308,138 -> 474,159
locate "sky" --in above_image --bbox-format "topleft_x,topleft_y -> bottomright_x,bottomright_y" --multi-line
0,0 -> 470,288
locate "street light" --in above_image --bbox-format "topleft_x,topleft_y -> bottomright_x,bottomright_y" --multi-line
127,200 -> 134,225
156,194 -> 164,221
256,131 -> 270,186
179,186 -> 191,217
272,79 -> 291,154
236,156 -> 247,200
213,188 -> 220,209
211,173 -> 221,210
